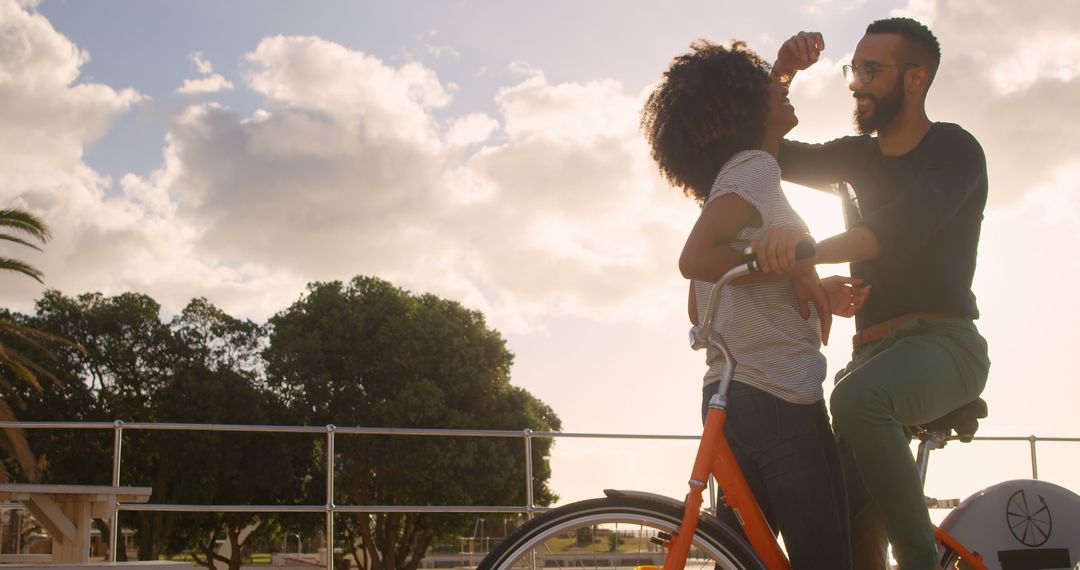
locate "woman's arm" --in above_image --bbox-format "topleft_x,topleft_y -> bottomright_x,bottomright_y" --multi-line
678,193 -> 760,283
682,192 -> 833,343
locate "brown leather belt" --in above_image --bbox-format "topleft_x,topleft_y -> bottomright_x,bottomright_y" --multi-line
852,312 -> 964,351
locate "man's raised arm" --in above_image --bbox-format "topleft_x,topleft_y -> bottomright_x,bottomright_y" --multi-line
771,31 -> 824,88
770,32 -> 855,190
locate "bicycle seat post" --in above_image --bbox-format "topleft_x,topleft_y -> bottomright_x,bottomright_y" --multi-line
915,431 -> 947,488
913,398 -> 988,488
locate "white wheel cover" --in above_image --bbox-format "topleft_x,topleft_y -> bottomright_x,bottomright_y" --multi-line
939,479 -> 1080,569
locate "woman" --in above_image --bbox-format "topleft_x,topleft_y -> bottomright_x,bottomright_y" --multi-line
640,40 -> 865,569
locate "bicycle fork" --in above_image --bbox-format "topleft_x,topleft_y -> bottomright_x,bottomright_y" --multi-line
658,407 -> 790,570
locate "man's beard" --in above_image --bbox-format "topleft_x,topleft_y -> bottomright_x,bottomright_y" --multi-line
853,78 -> 905,135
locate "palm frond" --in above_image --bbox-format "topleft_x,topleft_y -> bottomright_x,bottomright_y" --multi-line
0,399 -> 38,482
0,209 -> 50,243
0,207 -> 56,483
0,374 -> 15,394
0,319 -> 82,391
0,319 -> 83,355
0,344 -> 43,392
0,344 -> 65,388
0,234 -> 43,252
0,258 -> 44,283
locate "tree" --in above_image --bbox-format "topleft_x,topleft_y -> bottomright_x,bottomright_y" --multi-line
0,208 -> 81,483
575,527 -> 592,548
156,299 -> 312,570
12,291 -> 203,560
10,292 -> 313,565
265,277 -> 561,570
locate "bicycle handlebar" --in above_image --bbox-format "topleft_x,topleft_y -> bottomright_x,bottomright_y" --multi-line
689,240 -> 816,352
689,240 -> 815,410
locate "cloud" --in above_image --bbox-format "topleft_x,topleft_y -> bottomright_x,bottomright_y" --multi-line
806,0 -> 866,15
137,37 -> 692,329
899,1 -> 1080,98
176,51 -> 234,94
0,1 -> 142,192
0,1 -> 306,318
508,60 -> 543,77
1008,162 -> 1080,228
192,51 -> 214,74
496,70 -> 642,144
5,31 -> 682,329
435,73 -> 692,324
988,34 -> 1080,95
0,0 -> 142,281
244,35 -> 451,150
921,0 -> 1080,206
889,0 -> 937,24
425,44 -> 460,59
444,112 -> 499,147
176,74 -> 234,94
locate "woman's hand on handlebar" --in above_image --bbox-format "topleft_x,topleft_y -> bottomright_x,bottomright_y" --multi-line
822,276 -> 871,318
752,227 -> 815,274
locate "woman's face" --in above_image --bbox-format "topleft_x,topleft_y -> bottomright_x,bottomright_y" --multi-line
765,80 -> 798,135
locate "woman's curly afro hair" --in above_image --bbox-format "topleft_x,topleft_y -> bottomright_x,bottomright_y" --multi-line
641,40 -> 772,204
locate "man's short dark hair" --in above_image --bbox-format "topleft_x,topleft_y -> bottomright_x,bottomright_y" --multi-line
641,40 -> 771,204
866,17 -> 941,87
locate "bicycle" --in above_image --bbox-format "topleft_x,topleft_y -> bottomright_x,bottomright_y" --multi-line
478,246 -> 1080,570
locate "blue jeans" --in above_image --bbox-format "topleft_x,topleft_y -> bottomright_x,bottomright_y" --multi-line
702,381 -> 852,570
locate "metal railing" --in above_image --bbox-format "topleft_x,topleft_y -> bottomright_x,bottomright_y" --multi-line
0,420 -> 1077,570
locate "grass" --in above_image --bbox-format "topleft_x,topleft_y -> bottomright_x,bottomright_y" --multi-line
539,535 -> 654,553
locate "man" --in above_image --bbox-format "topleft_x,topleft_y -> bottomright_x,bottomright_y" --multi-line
753,18 -> 991,570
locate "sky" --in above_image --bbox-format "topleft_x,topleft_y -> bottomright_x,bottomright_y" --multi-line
2,0 -> 1079,510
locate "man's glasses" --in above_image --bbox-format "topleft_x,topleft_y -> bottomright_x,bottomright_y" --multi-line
842,63 -> 917,84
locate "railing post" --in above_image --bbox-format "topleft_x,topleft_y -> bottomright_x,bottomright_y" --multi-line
109,420 -> 124,563
523,429 -> 534,519
1029,435 -> 1039,480
326,425 -> 336,570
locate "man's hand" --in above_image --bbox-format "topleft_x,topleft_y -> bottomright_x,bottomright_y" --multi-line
821,276 -> 871,318
752,227 -> 814,274
773,31 -> 825,82
792,269 -> 831,345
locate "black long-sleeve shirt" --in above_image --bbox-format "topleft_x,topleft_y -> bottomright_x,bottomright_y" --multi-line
778,122 -> 988,331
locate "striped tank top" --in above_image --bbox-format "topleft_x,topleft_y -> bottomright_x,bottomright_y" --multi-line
694,150 -> 827,404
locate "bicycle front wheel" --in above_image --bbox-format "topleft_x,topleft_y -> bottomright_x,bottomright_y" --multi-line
479,494 -> 765,570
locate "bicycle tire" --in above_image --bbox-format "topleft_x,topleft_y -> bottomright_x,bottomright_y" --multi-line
478,494 -> 765,570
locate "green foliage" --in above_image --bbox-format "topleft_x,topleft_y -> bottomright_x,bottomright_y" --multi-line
3,276 -> 561,570
265,277 -> 561,570
607,532 -> 624,552
8,292 -> 313,568
575,527 -> 592,548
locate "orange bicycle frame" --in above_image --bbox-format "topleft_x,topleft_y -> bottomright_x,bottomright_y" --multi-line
934,526 -> 987,570
660,404 -> 789,570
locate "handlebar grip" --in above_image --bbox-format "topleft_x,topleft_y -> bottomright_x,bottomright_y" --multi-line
744,240 -> 816,272
794,240 -> 816,260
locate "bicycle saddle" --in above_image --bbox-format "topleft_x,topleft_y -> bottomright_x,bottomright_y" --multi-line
916,398 -> 988,442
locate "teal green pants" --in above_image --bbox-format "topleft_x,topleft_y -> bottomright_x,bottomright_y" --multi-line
830,317 -> 990,570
